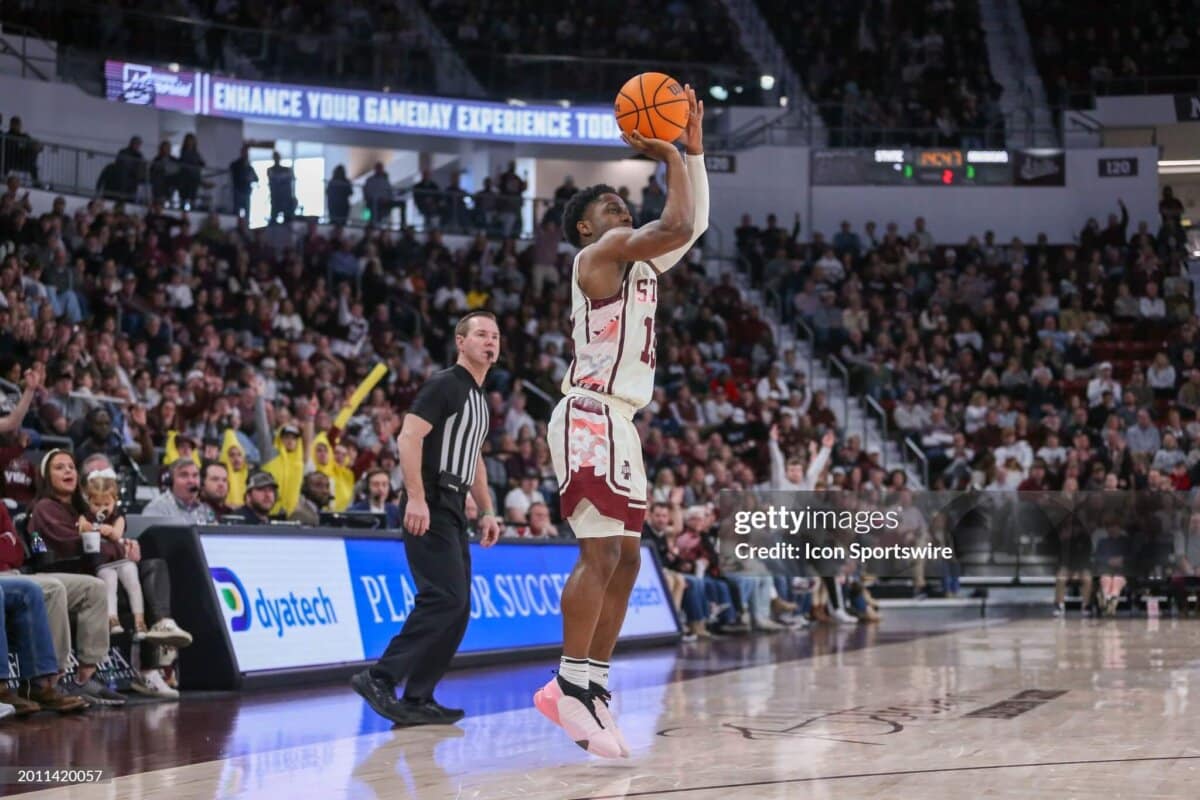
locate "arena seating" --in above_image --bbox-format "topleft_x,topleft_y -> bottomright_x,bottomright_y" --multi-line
1,0 -> 758,103
755,0 -> 1005,146
1021,0 -> 1200,107
769,201 -> 1196,495
3,1 -> 440,94
416,0 -> 760,101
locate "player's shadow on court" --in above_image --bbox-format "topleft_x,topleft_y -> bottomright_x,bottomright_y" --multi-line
351,725 -> 465,799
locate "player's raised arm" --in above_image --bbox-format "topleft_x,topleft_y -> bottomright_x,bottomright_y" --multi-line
643,85 -> 708,273
588,132 -> 693,265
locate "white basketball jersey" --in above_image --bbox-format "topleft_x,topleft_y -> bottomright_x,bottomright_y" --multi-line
561,250 -> 659,411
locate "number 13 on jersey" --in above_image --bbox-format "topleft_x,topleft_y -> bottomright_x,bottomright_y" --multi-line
636,278 -> 657,368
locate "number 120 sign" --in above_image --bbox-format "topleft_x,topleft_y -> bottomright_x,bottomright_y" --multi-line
1098,157 -> 1138,177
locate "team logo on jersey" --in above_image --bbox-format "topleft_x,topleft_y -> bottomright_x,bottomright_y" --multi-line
621,460 -> 632,480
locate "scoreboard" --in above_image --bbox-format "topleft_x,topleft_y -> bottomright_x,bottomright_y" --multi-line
811,148 -> 1064,187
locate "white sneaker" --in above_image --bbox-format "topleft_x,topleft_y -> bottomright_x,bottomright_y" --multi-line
1053,603 -> 1065,617
0,701 -> 13,721
753,617 -> 785,631
132,670 -> 179,700
833,608 -> 858,624
144,618 -> 193,648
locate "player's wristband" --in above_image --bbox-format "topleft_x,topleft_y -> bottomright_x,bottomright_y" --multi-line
480,511 -> 497,521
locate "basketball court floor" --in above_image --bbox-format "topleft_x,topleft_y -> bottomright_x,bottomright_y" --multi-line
6,610 -> 1200,799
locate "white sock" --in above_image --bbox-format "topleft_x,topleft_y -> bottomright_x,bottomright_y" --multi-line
558,656 -> 589,690
588,659 -> 610,691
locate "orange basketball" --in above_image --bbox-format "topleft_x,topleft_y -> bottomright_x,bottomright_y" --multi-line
614,72 -> 690,142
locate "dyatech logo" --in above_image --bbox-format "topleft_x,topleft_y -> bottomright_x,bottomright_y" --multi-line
210,567 -> 339,638
210,567 -> 251,631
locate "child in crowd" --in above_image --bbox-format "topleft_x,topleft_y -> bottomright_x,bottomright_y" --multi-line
80,468 -> 146,638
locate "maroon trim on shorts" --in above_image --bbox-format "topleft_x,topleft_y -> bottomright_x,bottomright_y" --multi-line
560,468 -> 636,528
625,504 -> 647,533
602,404 -> 631,494
560,396 -> 574,489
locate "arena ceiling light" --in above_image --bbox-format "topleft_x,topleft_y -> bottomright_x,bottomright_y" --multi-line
779,96 -> 789,107
1159,159 -> 1200,175
760,74 -> 776,91
710,85 -> 729,101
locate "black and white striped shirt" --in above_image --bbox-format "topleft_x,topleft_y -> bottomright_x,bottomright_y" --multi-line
408,365 -> 489,491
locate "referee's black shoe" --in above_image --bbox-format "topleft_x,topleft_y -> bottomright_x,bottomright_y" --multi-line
407,697 -> 465,724
351,670 -> 412,725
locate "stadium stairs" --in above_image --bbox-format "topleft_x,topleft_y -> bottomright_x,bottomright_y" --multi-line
713,0 -> 826,147
394,0 -> 486,98
738,278 -> 924,488
978,0 -> 1057,147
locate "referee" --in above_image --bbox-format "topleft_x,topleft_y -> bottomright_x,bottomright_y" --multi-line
352,310 -> 503,726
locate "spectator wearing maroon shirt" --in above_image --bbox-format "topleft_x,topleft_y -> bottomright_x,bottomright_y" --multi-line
13,451 -> 122,704
1018,460 -> 1051,491
41,451 -> 193,697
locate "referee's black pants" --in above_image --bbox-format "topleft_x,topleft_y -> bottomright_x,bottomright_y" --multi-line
374,495 -> 472,702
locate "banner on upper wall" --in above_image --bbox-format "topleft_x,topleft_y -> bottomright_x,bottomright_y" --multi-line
201,535 -> 678,674
1174,94 -> 1200,121
104,60 -> 625,147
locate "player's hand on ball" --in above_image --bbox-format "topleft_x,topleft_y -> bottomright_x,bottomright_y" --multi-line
681,84 -> 703,155
405,498 -> 431,536
622,130 -> 679,162
479,515 -> 501,547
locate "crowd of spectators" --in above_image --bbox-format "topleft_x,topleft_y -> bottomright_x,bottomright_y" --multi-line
768,191 -> 1193,495
1,119 -> 906,690
4,0 -> 759,103
759,0 -> 1005,146
3,1 -> 438,95
420,0 -> 758,100
760,186 -> 1200,613
1022,0 -> 1200,107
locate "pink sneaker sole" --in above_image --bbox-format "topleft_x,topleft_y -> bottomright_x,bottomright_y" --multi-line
557,695 -> 623,759
593,699 -> 631,758
533,678 -> 562,726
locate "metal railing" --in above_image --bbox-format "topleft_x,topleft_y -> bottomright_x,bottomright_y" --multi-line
1,132 -> 605,236
793,319 -> 816,386
825,354 -> 850,431
1092,74 -> 1200,98
713,104 -> 1059,149
0,22 -> 54,81
865,395 -> 888,458
904,436 -> 930,489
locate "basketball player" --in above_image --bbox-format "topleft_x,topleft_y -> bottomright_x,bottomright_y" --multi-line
535,86 -> 707,757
